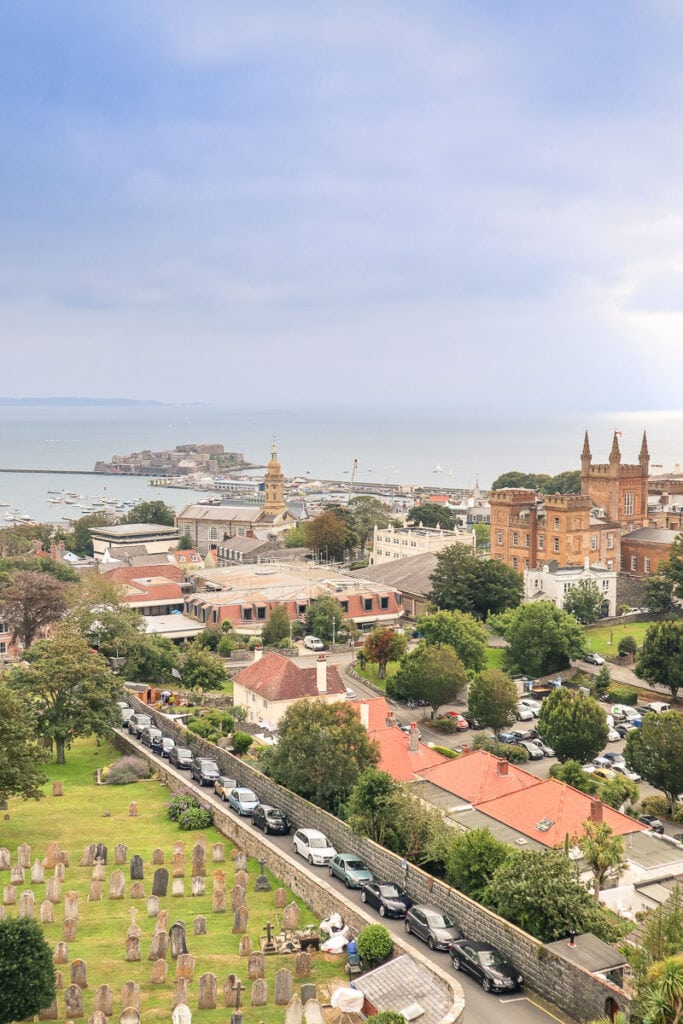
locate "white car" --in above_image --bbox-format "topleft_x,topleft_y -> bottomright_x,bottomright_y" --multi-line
515,705 -> 534,722
303,635 -> 325,651
518,699 -> 542,717
611,763 -> 641,783
644,702 -> 671,715
292,828 -> 336,866
585,652 -> 606,665
606,728 -> 621,743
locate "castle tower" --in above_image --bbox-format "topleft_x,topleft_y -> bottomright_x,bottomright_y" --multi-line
262,439 -> 286,514
580,431 -> 649,530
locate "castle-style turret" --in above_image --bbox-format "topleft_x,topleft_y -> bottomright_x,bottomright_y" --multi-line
609,431 -> 621,465
262,439 -> 285,514
581,431 -> 592,476
639,430 -> 650,469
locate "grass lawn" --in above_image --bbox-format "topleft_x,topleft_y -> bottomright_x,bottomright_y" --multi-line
484,647 -> 505,671
1,738 -> 345,1022
586,620 -> 654,656
353,659 -> 401,690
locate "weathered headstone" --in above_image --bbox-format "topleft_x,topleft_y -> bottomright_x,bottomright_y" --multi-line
148,930 -> 168,961
234,851 -> 247,872
248,951 -> 265,979
3,884 -> 15,905
92,862 -> 106,882
114,844 -> 128,865
169,921 -> 188,958
17,842 -> 31,868
195,833 -> 207,851
71,958 -> 88,989
31,858 -> 45,884
64,983 -> 84,1018
121,981 -> 140,1011
127,924 -> 142,942
128,801 -> 138,817
147,894 -> 160,917
52,781 -> 63,797
251,978 -> 268,1006
212,888 -> 226,913
235,869 -> 248,890
130,855 -> 144,880
40,899 -> 54,923
193,915 -> 206,935
275,968 -> 293,1005
63,917 -> 78,942
130,882 -> 145,900
65,890 -> 79,919
109,871 -> 125,900
18,889 -> 35,918
213,869 -> 225,890
151,958 -> 168,984
223,974 -> 241,1007
0,848 -> 10,870
175,953 -> 195,981
93,983 -> 114,1016
79,844 -> 97,867
231,885 -> 245,910
172,851 -> 184,878
125,936 -> 141,962
295,952 -> 312,978
54,857 -> 67,878
89,1012 -> 107,1024
191,876 -> 205,897
155,909 -> 169,934
172,978 -> 189,1009
53,942 -> 69,965
95,842 -> 107,865
285,994 -> 304,1024
198,972 -> 217,1009
43,842 -> 59,869
232,904 -> 248,934
87,880 -> 102,902
212,842 -> 225,862
255,858 -> 271,891
303,998 -> 324,1024
38,996 -> 59,1020
171,1002 -> 191,1023
283,901 -> 300,930
172,878 -> 184,898
191,844 -> 205,878
149,866 -> 168,898
10,865 -> 25,885
173,840 -> 185,854
238,935 -> 252,957
120,1009 -> 141,1024
152,847 -> 164,865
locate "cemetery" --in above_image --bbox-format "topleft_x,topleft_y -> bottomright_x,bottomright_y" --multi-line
0,737 -> 364,1023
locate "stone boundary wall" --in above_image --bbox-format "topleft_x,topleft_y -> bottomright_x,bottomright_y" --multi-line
124,696 -> 631,1023
112,730 -> 465,1024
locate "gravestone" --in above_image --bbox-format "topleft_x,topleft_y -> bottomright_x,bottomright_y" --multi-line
152,867 -> 169,897
43,842 -> 59,869
151,958 -> 168,984
198,972 -> 218,1009
234,851 -> 247,871
193,915 -> 206,935
212,842 -> 225,862
130,855 -> 144,881
152,848 -> 164,865
38,997 -> 59,1020
251,978 -> 268,1006
87,880 -> 102,902
18,889 -> 35,918
125,936 -> 141,962
255,858 -> 271,891
63,917 -> 78,942
0,848 -> 10,869
295,952 -> 311,977
172,978 -> 189,1008
191,876 -> 205,897
172,851 -> 184,877
121,981 -> 140,1011
212,889 -> 226,913
114,844 -> 128,865
285,994 -> 304,1024
173,840 -> 185,854
17,842 -> 31,868
213,869 -> 226,890
94,984 -> 114,1015
95,842 -> 107,865
10,865 -> 25,884
248,951 -> 265,979
148,930 -> 168,961
303,998 -> 324,1024
53,942 -> 69,964
171,1003 -> 191,1023
127,923 -> 142,941
109,871 -> 125,899
235,869 -> 248,890
40,899 -> 54,923
71,959 -> 88,988
3,884 -> 15,905
232,904 -> 248,934
64,983 -> 84,1018
172,878 -> 184,897
155,909 -> 169,934
169,921 -> 188,958
55,857 -> 67,878
80,844 -> 96,867
65,890 -> 79,919
89,1012 -> 107,1024
120,1009 -> 141,1024
92,862 -> 106,882
31,858 -> 45,884
238,935 -> 252,957
275,968 -> 293,1005
283,901 -> 300,930
52,781 -> 63,796
195,833 -> 207,851
300,984 -> 316,1003
175,953 -> 195,981
55,970 -> 63,990
128,801 -> 138,817
191,844 -> 205,878
130,882 -> 145,900
231,885 -> 245,911
147,895 -> 160,917
223,974 -> 241,1007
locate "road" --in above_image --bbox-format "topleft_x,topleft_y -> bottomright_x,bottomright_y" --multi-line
122,728 -> 576,1024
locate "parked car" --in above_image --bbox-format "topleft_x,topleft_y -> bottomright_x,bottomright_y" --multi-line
228,787 -> 259,816
214,776 -> 238,801
168,746 -> 194,770
592,767 -> 616,781
404,905 -> 462,951
150,732 -> 166,754
159,737 -> 175,758
251,804 -> 291,835
497,731 -> 518,745
120,707 -> 135,726
518,698 -> 542,717
140,726 -> 162,749
303,635 -> 324,651
345,688 -> 357,700
360,881 -> 413,918
534,740 -> 555,757
449,940 -> 524,993
512,739 -> 543,760
515,705 -> 534,722
615,722 -> 637,739
292,828 -> 336,865
611,762 -> 641,782
443,712 -> 469,731
602,752 -> 625,765
462,712 -> 484,730
399,724 -> 422,740
585,652 -> 606,666
509,728 -> 540,742
643,702 -> 671,715
639,814 -> 665,834
191,758 -> 221,786
127,713 -> 152,738
593,755 -> 612,769
329,854 -> 374,889
606,728 -> 621,742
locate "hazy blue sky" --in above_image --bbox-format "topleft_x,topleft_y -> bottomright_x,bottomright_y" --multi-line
2,2 -> 683,410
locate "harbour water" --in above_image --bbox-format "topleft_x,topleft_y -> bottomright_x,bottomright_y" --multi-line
0,404 -> 681,525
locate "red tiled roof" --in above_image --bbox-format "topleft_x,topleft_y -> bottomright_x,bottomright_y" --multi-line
417,749 -> 540,804
120,582 -> 184,604
101,564 -> 183,584
373,727 -> 450,782
235,652 -> 346,702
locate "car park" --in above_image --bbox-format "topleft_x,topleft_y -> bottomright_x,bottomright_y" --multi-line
214,776 -> 238,801
292,828 -> 336,865
303,635 -> 324,651
140,726 -> 162,749
515,705 -> 534,722
449,940 -> 524,992
228,787 -> 259,815
168,746 -> 194,769
127,713 -> 152,738
585,652 -> 606,665
360,881 -> 413,918
639,814 -> 665,834
251,804 -> 291,835
518,698 -> 542,717
159,737 -> 175,758
191,758 -> 221,786
404,905 -> 462,951
329,854 -> 374,889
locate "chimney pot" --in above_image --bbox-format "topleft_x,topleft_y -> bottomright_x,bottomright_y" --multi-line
253,645 -> 263,663
316,654 -> 327,694
408,722 -> 419,753
590,799 -> 603,824
498,760 -> 509,776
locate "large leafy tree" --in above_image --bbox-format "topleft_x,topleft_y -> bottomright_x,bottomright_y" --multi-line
348,496 -> 392,554
538,688 -> 608,764
444,828 -> 509,902
262,606 -> 291,647
8,624 -> 122,763
625,711 -> 683,813
549,760 -> 599,795
636,621 -> 683,700
640,955 -> 683,1024
407,504 -> 456,530
491,470 -> 581,494
429,545 -> 523,618
563,580 -> 606,624
65,511 -> 115,557
661,533 -> 683,598
345,768 -> 401,846
305,595 -> 344,642
123,633 -> 179,684
304,509 -> 354,561
178,646 -> 226,691
493,602 -> 587,676
121,500 -> 176,526
0,683 -> 49,806
363,627 -> 407,679
576,819 -> 626,901
0,569 -> 69,649
261,701 -> 379,814
416,610 -> 487,674
388,644 -> 468,716
467,668 -> 519,734
643,573 -> 677,615
0,917 -> 56,1024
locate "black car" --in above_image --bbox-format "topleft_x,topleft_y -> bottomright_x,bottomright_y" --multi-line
404,905 -> 462,951
159,737 -> 175,758
361,881 -> 413,919
615,722 -> 637,739
191,758 -> 221,786
251,804 -> 291,835
168,746 -> 194,770
449,940 -> 524,993
140,726 -> 162,749
638,814 -> 665,834
462,712 -> 483,730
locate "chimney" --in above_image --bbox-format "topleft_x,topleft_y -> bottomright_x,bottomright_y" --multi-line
385,712 -> 395,728
497,760 -> 509,777
316,654 -> 327,694
460,744 -> 470,756
409,722 -> 419,753
253,646 -> 263,663
359,702 -> 370,730
590,800 -> 603,824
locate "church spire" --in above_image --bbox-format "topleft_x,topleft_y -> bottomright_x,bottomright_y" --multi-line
581,430 -> 591,459
639,430 -> 650,465
609,430 -> 621,464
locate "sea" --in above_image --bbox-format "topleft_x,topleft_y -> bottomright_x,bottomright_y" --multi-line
0,404 -> 681,526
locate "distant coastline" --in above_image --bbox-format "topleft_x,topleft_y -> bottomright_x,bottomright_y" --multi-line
0,397 -> 166,407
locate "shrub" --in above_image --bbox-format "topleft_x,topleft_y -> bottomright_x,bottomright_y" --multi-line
618,635 -> 638,656
103,756 -> 151,785
432,745 -> 459,759
430,717 -> 459,734
232,732 -> 254,756
672,805 -> 683,824
607,686 -> 638,705
356,924 -> 393,967
178,805 -> 213,831
640,795 -> 671,818
217,635 -> 236,656
366,1013 -> 407,1024
494,742 -> 529,764
247,637 -> 261,651
168,794 -> 203,822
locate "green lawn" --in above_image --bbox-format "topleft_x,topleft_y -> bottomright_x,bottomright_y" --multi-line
353,659 -> 402,691
484,647 -> 505,671
1,739 -> 345,1022
585,620 -> 654,656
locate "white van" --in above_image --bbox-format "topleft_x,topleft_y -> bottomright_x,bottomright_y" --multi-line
303,635 -> 324,651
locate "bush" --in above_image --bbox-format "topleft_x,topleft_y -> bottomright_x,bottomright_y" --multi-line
103,756 -> 151,785
366,1013 -> 407,1024
356,924 -> 393,967
607,686 -> 638,705
494,742 -> 529,764
178,805 -> 213,831
168,794 -> 203,822
618,635 -> 638,656
672,805 -> 683,824
640,795 -> 671,818
217,635 -> 236,656
247,638 -> 261,651
432,745 -> 459,759
232,732 -> 254,756
430,717 -> 459,734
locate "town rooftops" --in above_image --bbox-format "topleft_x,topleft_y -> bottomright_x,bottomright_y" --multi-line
354,953 -> 462,1024
90,523 -> 180,538
623,527 -> 682,544
177,504 -> 263,522
351,552 -> 438,596
235,651 -> 346,702
544,933 -> 628,975
417,749 -> 540,805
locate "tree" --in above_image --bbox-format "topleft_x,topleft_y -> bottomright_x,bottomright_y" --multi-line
389,644 -> 468,717
284,524 -> 307,548
305,595 -> 344,642
232,732 -> 253,756
0,683 -> 49,805
416,610 -> 487,674
491,470 -> 580,494
303,510 -> 352,561
538,689 -> 608,764
407,504 -> 456,530
619,634 -> 638,657
261,701 -> 379,814
0,917 -> 56,1024
598,775 -> 639,811
625,712 -> 683,813
123,633 -> 179,684
661,533 -> 683,598
473,523 -> 490,550
8,624 -> 122,763
363,627 -> 407,679
121,500 -> 175,526
563,580 -> 605,624
348,496 -> 392,554
495,603 -> 587,676
193,627 -> 222,651
262,606 -> 291,647
595,663 -> 611,699
176,534 -> 194,550
637,621 -> 683,700
66,511 -> 115,557
444,828 -> 509,901
429,545 -> 523,618
345,768 -> 401,846
640,955 -> 683,1024
0,570 -> 68,649
482,849 -> 619,943
549,760 -> 599,795
576,819 -> 626,901
643,574 -> 677,615
179,647 -> 226,691
356,924 -> 393,967
467,669 -> 519,735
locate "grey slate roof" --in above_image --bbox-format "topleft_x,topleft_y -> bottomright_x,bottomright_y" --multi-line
354,953 -> 456,1024
624,527 -> 682,543
351,552 -> 438,596
544,933 -> 627,973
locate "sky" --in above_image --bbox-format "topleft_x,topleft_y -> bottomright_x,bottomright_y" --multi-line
2,1 -> 683,412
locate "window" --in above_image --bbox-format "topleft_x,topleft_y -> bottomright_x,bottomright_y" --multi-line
538,535 -> 545,550
631,556 -> 637,571
363,598 -> 373,611
0,642 -> 5,655
340,600 -> 349,613
0,622 -> 6,634
183,524 -> 192,536
624,493 -> 634,516
553,537 -> 560,553
512,556 -> 518,569
620,555 -> 624,570
262,699 -> 268,709
644,557 -> 651,573
607,534 -> 614,549
512,532 -> 518,546
553,517 -> 560,530
257,607 -> 266,620
602,580 -> 609,590
525,534 -> 530,548
297,604 -> 307,616
591,535 -> 597,550
380,596 -> 389,610
496,530 -> 503,545
209,527 -> 218,541
212,610 -> 218,624
242,607 -> 253,621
